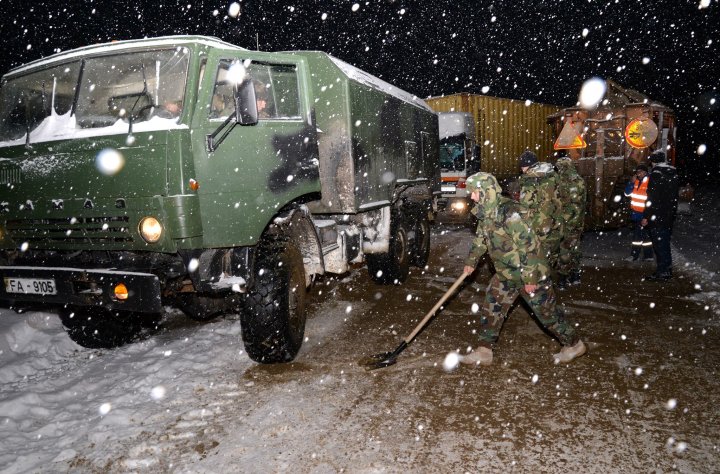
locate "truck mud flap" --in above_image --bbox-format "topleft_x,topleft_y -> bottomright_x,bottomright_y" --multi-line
0,266 -> 162,313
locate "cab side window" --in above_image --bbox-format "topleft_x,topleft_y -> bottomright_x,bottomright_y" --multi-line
209,60 -> 301,120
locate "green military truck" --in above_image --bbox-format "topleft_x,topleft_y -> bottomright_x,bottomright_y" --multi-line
0,36 -> 439,363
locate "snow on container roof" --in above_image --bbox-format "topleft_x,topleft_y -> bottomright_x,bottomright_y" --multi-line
327,56 -> 432,112
4,36 -> 246,78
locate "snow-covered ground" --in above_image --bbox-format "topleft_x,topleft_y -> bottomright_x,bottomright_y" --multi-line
1,187 -> 719,473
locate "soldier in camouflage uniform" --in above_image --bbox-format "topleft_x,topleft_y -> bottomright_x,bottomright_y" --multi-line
461,172 -> 587,366
517,151 -> 563,270
555,157 -> 587,288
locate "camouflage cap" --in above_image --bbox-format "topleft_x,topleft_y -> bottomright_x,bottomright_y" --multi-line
555,156 -> 573,169
465,172 -> 502,195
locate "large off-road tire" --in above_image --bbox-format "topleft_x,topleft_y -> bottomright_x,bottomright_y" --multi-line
58,306 -> 161,349
240,239 -> 307,363
411,213 -> 431,268
366,218 -> 410,284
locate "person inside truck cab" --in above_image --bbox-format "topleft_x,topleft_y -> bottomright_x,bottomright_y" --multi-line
155,99 -> 183,119
210,93 -> 232,118
209,79 -> 272,119
253,81 -> 272,119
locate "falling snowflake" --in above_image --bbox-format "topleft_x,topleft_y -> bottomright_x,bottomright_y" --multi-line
96,148 -> 125,176
151,386 -> 167,400
579,77 -> 606,109
443,352 -> 460,371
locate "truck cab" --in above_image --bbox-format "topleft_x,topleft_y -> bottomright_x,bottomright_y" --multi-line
436,112 -> 479,221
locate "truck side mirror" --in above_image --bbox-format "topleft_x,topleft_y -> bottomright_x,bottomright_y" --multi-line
234,79 -> 259,125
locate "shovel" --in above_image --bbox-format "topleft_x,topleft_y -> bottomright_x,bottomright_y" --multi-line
359,272 -> 468,370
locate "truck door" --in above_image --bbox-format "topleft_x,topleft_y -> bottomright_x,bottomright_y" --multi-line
191,54 -> 320,248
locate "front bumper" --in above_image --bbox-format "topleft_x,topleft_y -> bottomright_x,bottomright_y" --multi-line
0,266 -> 162,313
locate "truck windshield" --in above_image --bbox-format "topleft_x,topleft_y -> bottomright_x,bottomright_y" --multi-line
0,48 -> 189,146
439,138 -> 465,171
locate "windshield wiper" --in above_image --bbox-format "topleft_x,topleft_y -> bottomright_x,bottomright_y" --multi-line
127,62 -> 149,136
70,59 -> 86,117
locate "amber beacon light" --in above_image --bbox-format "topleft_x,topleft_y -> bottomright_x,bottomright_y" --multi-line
113,283 -> 129,300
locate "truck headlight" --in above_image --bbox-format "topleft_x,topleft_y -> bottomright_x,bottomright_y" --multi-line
451,201 -> 467,212
139,217 -> 163,243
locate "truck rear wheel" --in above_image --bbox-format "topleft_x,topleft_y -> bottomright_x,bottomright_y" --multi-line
411,214 -> 431,268
58,306 -> 160,349
240,239 -> 307,363
367,219 -> 410,284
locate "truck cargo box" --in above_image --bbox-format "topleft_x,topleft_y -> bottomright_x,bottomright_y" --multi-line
299,53 -> 440,214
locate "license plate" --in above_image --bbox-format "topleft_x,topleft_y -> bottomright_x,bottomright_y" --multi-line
441,185 -> 456,193
4,277 -> 57,295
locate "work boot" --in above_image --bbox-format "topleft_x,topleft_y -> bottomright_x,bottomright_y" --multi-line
567,271 -> 582,286
553,340 -> 587,364
461,347 -> 493,366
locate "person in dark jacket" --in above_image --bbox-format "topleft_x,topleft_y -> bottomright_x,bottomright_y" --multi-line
641,151 -> 679,281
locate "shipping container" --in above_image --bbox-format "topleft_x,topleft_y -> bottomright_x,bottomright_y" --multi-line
426,93 -> 561,180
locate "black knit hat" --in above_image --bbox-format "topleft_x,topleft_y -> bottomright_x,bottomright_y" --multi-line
635,164 -> 648,172
518,150 -> 538,168
648,151 -> 666,163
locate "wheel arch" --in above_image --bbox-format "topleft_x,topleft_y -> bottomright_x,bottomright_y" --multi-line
263,205 -> 324,287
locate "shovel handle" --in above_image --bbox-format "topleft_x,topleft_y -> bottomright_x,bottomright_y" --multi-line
405,272 -> 468,344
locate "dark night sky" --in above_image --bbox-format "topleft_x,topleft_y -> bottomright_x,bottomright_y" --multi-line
1,0 -> 718,179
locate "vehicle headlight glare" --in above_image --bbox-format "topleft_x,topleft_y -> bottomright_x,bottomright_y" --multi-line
139,217 -> 163,243
451,201 -> 466,211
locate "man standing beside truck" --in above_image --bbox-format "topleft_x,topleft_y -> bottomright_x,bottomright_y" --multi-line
555,156 -> 586,288
642,151 -> 679,281
623,164 -> 653,262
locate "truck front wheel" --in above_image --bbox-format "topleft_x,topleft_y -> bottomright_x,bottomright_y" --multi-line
240,239 -> 307,363
58,307 -> 160,349
366,219 -> 410,284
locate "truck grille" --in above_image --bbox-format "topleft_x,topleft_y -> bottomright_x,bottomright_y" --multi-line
6,216 -> 133,244
0,167 -> 22,184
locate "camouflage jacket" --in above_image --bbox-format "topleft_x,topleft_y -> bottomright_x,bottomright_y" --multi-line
465,196 -> 549,285
518,162 -> 563,244
555,161 -> 587,231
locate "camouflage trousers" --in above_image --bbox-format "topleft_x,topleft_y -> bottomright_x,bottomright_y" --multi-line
557,226 -> 583,277
476,274 -> 577,348
540,233 -> 562,270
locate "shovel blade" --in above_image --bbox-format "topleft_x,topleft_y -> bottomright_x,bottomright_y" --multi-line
358,352 -> 398,370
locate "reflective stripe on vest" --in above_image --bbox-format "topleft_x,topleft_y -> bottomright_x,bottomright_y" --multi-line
630,177 -> 648,213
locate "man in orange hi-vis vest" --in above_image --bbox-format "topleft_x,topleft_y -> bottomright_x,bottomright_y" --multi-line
623,164 -> 653,261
